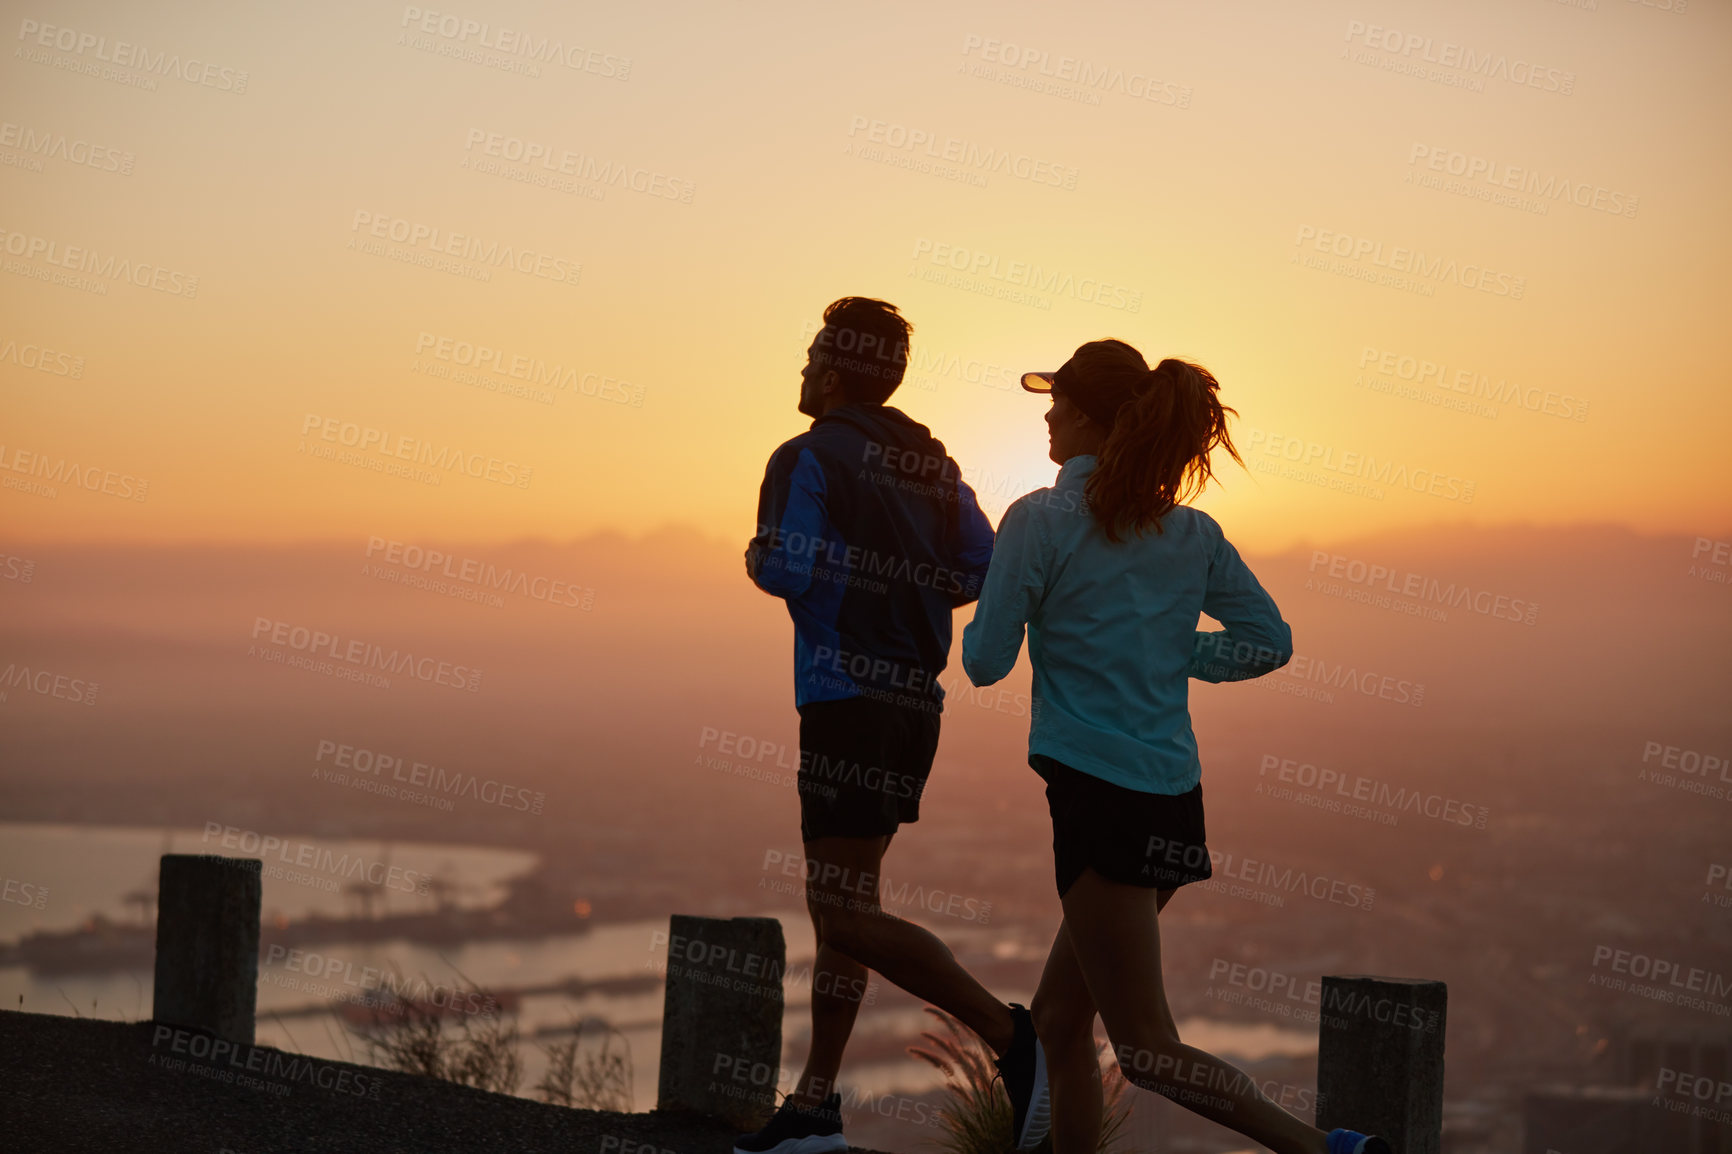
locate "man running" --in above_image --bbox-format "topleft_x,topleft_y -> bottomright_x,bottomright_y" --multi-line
737,297 -> 1048,1154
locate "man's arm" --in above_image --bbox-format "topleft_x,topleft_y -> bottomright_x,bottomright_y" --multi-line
1188,524 -> 1293,683
961,499 -> 1044,686
746,444 -> 828,600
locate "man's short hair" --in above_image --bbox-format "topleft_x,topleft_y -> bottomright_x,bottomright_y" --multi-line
814,297 -> 912,404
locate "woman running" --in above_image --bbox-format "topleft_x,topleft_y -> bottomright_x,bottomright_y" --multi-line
961,340 -> 1390,1154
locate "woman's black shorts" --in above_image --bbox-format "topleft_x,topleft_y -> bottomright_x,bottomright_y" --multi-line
1031,753 -> 1212,898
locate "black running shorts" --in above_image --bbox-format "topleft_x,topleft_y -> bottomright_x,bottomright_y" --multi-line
797,695 -> 940,841
1032,753 -> 1213,898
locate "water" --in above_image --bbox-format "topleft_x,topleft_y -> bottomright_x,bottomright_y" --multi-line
1,822 -> 1317,1111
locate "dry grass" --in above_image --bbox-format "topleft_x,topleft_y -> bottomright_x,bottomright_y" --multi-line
534,1016 -> 635,1111
349,976 -> 522,1096
909,1007 -> 1130,1154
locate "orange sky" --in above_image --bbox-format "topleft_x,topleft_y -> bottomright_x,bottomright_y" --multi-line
2,0 -> 1729,553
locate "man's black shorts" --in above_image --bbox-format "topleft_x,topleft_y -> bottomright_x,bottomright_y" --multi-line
797,695 -> 940,841
1032,753 -> 1212,898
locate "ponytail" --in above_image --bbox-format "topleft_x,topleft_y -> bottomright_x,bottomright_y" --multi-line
1084,358 -> 1241,543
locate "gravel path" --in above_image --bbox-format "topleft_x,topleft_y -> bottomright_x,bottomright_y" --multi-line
3,1009 -> 892,1154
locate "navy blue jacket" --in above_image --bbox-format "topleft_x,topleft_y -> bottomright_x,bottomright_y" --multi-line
747,403 -> 995,710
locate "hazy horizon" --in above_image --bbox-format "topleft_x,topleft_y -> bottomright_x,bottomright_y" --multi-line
5,1 -> 1730,1150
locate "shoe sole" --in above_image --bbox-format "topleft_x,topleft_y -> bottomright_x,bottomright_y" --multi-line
733,1135 -> 850,1154
1014,1041 -> 1051,1151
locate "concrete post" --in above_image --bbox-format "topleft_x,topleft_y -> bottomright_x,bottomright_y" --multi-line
151,854 -> 261,1044
657,915 -> 786,1128
1316,975 -> 1447,1154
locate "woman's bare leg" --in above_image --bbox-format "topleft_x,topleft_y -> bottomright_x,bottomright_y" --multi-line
1031,923 -> 1101,1154
1059,868 -> 1329,1154
1033,889 -> 1180,1154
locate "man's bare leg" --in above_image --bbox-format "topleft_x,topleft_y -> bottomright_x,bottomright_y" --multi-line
789,837 -> 882,1108
787,832 -> 1015,1108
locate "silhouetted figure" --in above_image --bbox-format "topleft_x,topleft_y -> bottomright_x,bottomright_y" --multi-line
738,298 -> 1049,1154
963,340 -> 1391,1154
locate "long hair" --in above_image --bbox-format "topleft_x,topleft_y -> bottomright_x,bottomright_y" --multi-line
1083,354 -> 1241,542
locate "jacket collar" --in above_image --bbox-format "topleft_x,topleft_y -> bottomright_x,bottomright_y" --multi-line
1056,454 -> 1098,487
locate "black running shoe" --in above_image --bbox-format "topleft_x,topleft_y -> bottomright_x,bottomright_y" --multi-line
733,1092 -> 849,1154
994,1003 -> 1051,1151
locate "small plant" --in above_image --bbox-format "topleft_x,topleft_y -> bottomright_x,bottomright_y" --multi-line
350,975 -> 522,1096
909,1007 -> 1130,1154
535,1016 -> 634,1111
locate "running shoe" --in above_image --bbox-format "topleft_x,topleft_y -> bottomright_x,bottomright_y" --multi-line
733,1092 -> 849,1154
994,1003 -> 1051,1151
1326,1130 -> 1393,1154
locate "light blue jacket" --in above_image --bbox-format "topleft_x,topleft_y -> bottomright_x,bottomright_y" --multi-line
961,454 -> 1292,795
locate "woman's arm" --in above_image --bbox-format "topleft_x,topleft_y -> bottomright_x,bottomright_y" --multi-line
961,498 -> 1046,686
1189,524 -> 1293,683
